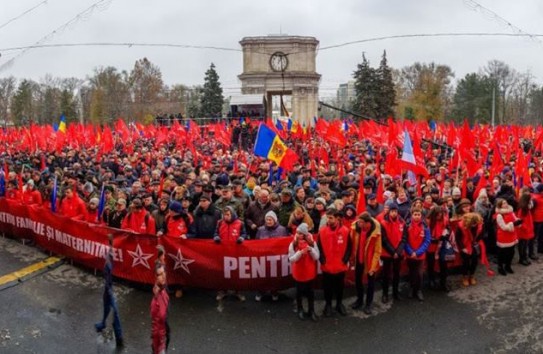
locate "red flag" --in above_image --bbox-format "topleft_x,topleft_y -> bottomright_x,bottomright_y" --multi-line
356,166 -> 366,215
279,149 -> 300,172
325,122 -> 347,147
157,175 -> 165,198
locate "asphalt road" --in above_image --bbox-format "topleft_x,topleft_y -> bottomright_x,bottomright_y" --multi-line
1,235 -> 541,354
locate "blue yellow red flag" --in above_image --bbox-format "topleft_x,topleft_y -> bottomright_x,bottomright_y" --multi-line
58,114 -> 67,133
253,124 -> 288,165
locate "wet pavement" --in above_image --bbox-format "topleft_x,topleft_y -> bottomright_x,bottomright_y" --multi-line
0,235 -> 540,353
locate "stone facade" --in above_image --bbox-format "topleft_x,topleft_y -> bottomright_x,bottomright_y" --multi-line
238,36 -> 321,126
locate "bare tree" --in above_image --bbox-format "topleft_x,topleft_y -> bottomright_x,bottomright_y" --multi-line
0,76 -> 16,125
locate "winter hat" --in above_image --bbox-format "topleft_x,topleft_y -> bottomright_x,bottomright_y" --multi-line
315,197 -> 326,205
477,188 -> 488,199
452,187 -> 461,197
170,201 -> 182,214
383,190 -> 393,200
457,198 -> 472,209
296,223 -> 310,236
26,179 -> 35,187
265,211 -> 278,223
385,200 -> 398,210
89,197 -> 100,205
84,182 -> 94,193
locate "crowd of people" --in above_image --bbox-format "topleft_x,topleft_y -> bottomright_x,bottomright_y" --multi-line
2,119 -> 543,349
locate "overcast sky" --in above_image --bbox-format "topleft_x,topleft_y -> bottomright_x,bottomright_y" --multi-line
1,0 -> 543,99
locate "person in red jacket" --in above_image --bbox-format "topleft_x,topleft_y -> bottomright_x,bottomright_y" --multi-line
74,197 -> 100,223
317,208 -> 352,317
22,179 -> 42,205
404,207 -> 431,301
162,201 -> 191,238
495,198 -> 522,276
456,212 -> 484,287
288,223 -> 319,322
426,205 -> 452,291
350,212 -> 382,315
5,180 -> 21,201
213,206 -> 246,302
58,187 -> 87,218
151,263 -> 169,354
121,198 -> 156,234
379,202 -> 406,303
530,184 -> 543,257
517,193 -> 534,266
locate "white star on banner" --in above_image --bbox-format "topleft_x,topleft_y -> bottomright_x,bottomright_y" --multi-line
127,244 -> 153,270
168,248 -> 195,274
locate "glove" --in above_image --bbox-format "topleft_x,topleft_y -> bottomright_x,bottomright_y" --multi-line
513,219 -> 523,226
213,236 -> 221,244
236,237 -> 244,244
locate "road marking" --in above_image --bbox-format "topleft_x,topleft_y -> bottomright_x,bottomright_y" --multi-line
0,257 -> 63,286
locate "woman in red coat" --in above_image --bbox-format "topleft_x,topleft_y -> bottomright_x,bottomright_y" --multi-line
288,223 -> 319,322
495,198 -> 522,276
516,193 -> 534,266
426,205 -> 451,291
455,212 -> 484,287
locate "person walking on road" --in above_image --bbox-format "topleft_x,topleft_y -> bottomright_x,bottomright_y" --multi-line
95,234 -> 124,348
151,263 -> 170,354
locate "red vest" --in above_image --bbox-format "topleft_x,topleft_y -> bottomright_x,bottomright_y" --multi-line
122,210 -> 156,234
22,189 -> 42,205
217,219 -> 243,242
428,219 -> 448,253
516,209 -> 534,240
407,221 -> 427,260
496,211 -> 518,247
531,193 -> 543,222
165,216 -> 189,238
59,196 -> 86,218
291,240 -> 318,282
318,224 -> 350,274
380,216 -> 405,258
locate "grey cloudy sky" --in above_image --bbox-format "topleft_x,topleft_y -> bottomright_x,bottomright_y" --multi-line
1,0 -> 543,99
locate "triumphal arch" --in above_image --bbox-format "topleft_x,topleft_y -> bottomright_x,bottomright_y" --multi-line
238,35 -> 321,126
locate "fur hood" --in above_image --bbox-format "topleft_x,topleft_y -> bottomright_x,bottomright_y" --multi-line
495,205 -> 514,215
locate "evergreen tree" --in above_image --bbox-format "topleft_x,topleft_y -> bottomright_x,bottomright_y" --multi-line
353,54 -> 378,119
11,79 -> 36,125
376,50 -> 396,119
199,63 -> 224,118
452,73 -> 493,124
60,88 -> 78,123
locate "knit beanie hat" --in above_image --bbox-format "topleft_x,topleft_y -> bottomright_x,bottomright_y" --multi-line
452,187 -> 461,197
296,223 -> 309,236
265,211 -> 278,223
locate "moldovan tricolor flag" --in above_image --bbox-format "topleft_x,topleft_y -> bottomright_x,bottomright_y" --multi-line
400,130 -> 427,176
254,124 -> 298,171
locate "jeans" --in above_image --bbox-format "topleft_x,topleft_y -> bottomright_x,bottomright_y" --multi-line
95,289 -> 123,341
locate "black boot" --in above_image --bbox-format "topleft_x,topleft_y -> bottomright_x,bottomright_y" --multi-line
323,304 -> 333,317
297,309 -> 305,321
351,298 -> 364,310
498,265 -> 507,276
336,303 -> 347,316
505,265 -> 514,274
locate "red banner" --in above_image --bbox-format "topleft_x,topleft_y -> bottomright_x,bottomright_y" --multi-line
0,199 -> 295,291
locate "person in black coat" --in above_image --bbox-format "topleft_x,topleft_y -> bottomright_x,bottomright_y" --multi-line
187,194 -> 222,239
